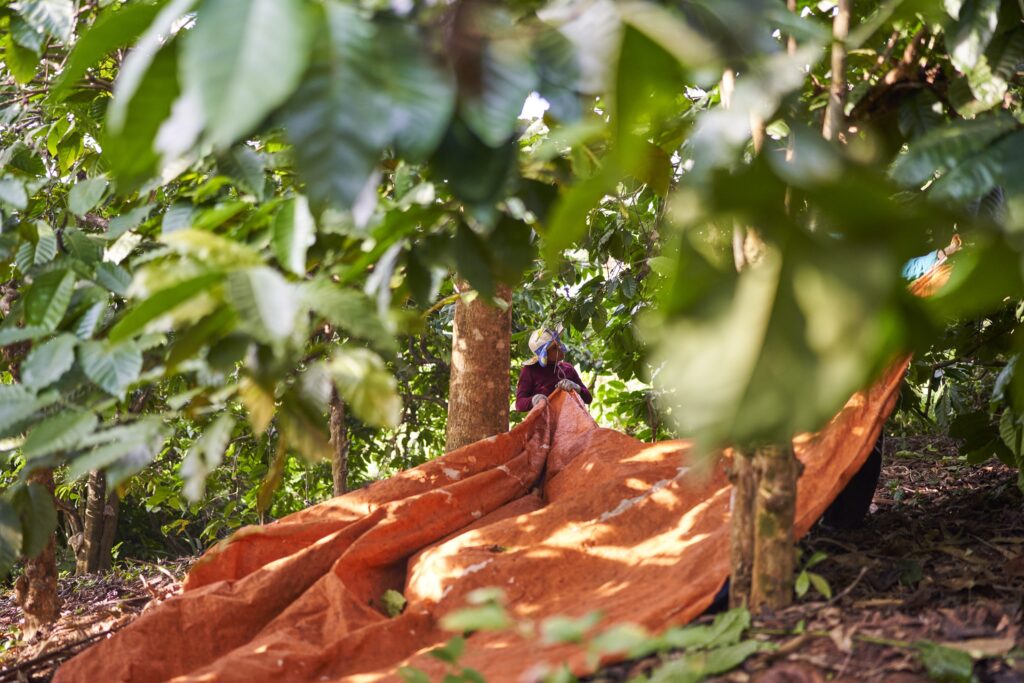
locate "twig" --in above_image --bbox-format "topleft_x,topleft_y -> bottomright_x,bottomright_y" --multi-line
828,565 -> 869,605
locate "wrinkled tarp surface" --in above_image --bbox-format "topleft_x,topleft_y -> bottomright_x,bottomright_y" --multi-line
55,267 -> 949,683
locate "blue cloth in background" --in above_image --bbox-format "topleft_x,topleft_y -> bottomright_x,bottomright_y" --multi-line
901,250 -> 941,282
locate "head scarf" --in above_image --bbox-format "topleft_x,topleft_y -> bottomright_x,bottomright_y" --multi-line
524,326 -> 567,367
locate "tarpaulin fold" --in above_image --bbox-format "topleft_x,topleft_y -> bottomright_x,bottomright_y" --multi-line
55,266 -> 950,683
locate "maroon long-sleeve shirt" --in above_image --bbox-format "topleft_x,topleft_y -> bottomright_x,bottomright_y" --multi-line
514,362 -> 593,411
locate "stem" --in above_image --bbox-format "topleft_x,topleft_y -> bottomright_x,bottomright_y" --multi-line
750,444 -> 799,611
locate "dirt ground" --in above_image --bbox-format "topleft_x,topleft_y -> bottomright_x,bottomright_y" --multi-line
1,437 -> 1022,682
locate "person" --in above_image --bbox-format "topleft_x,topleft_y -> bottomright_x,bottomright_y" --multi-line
513,326 -> 593,411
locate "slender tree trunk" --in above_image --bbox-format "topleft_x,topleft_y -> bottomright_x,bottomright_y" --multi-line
750,444 -> 801,611
445,281 -> 512,452
728,449 -> 756,608
97,493 -> 118,573
77,471 -> 105,574
14,469 -> 60,639
329,389 -> 349,496
822,0 -> 850,141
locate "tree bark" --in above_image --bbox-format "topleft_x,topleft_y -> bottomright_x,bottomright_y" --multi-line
750,444 -> 800,611
76,471 -> 118,574
822,0 -> 850,141
329,389 -> 349,496
14,469 -> 60,639
445,281 -> 512,452
728,449 -> 756,608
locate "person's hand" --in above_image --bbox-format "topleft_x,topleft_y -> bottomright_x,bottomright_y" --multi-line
556,379 -> 581,393
531,394 -> 548,408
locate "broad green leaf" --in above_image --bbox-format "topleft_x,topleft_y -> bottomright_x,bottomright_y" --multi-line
0,499 -> 22,579
68,177 -> 109,216
21,333 -> 77,388
648,640 -> 764,683
226,267 -> 299,342
929,129 -> 1024,203
588,623 -> 652,659
51,1 -> 167,100
11,15 -> 44,53
14,0 -> 74,43
63,228 -> 101,265
0,386 -> 60,437
161,203 -> 195,234
108,205 -> 153,239
180,415 -> 234,501
300,280 -> 395,352
162,229 -> 262,268
108,0 -> 196,134
429,635 -> 465,664
22,409 -> 98,460
95,262 -> 132,297
104,41 -> 181,187
0,177 -> 28,209
452,222 -> 496,299
75,301 -> 106,339
3,34 -> 40,84
948,0 -> 1001,88
663,607 -> 750,651
540,612 -> 603,645
24,269 -> 76,329
890,113 -> 1019,188
278,385 -> 333,462
916,641 -> 975,683
109,272 -> 223,342
459,13 -> 537,148
328,348 -> 402,428
68,419 -> 169,487
12,482 -> 57,558
182,0 -> 314,148
795,570 -> 810,597
282,3 -> 454,208
79,340 -> 143,396
218,145 -> 266,199
273,196 -> 316,276
439,604 -> 511,633
808,572 -> 832,599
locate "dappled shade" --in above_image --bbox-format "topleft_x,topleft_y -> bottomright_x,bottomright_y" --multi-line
53,365 -> 924,681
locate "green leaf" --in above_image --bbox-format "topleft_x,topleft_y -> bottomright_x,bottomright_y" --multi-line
948,0 -> 1001,102
999,409 -> 1023,456
328,348 -> 402,429
0,386 -> 60,437
104,41 -> 182,187
12,482 -> 57,558
68,418 -> 168,481
459,16 -> 537,148
589,623 -> 653,659
21,333 -> 77,388
663,607 -> 751,651
278,386 -> 333,462
452,223 -> 496,299
890,113 -> 1019,188
95,262 -> 132,297
0,499 -> 22,579
439,604 -> 511,633
429,635 -> 465,664
3,34 -> 40,84
63,228 -> 101,265
382,589 -> 407,618
398,668 -> 431,683
183,0 -> 314,148
916,640 -> 976,683
78,340 -> 143,396
301,280 -> 394,352
540,612 -> 603,645
107,0 -> 195,134
808,572 -> 832,600
51,1 -> 167,100
0,177 -> 28,209
11,15 -> 44,53
648,640 -> 764,683
22,409 -> 99,460
108,205 -> 153,239
432,120 -> 517,207
68,177 -> 109,216
25,269 -> 76,330
162,229 -> 263,268
109,272 -> 223,342
226,267 -> 299,342
218,145 -> 266,199
15,0 -> 74,43
282,3 -> 454,208
273,196 -> 316,276
180,415 -> 234,501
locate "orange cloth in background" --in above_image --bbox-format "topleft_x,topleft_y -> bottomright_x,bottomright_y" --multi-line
55,266 -> 949,683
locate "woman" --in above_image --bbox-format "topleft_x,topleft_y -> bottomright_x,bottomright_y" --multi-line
513,326 -> 593,411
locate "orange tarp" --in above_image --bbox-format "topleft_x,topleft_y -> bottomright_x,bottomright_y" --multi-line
55,267 -> 949,683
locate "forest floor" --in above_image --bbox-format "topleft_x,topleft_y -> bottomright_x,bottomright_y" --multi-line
1,436 -> 1022,682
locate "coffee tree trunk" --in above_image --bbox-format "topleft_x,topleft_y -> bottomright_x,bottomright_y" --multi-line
728,449 -> 755,608
750,444 -> 800,610
445,281 -> 512,452
76,471 -> 118,574
15,469 -> 60,638
330,390 -> 349,496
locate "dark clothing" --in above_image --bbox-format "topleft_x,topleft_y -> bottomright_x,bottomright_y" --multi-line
514,361 -> 592,411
